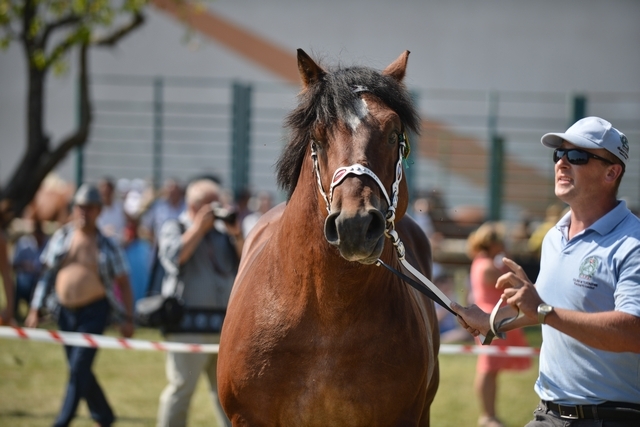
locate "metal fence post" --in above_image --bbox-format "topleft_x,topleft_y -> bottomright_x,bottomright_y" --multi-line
489,135 -> 504,222
570,94 -> 587,127
231,82 -> 252,198
487,91 -> 504,221
153,77 -> 164,191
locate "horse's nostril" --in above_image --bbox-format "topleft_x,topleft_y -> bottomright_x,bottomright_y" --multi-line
324,212 -> 340,245
325,209 -> 385,260
366,209 -> 386,240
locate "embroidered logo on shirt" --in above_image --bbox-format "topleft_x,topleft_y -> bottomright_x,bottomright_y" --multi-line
579,256 -> 600,280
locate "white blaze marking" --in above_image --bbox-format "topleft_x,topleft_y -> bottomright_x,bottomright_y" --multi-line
347,98 -> 369,132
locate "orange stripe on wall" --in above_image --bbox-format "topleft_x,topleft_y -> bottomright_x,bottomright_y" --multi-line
151,1 -> 553,218
152,0 -> 300,84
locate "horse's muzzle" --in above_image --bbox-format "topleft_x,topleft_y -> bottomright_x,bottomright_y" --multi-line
324,208 -> 386,264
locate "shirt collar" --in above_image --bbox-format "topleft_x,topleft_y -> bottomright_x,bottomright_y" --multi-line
555,200 -> 630,239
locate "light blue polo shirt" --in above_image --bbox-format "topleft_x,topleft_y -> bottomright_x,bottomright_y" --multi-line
535,200 -> 640,405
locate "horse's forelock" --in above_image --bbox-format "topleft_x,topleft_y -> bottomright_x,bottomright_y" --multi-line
277,65 -> 420,199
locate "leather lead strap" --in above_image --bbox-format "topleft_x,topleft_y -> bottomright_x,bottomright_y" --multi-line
376,259 -> 456,316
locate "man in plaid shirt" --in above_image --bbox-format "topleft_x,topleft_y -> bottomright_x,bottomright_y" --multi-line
26,183 -> 134,427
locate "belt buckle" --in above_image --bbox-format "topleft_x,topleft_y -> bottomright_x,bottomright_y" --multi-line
558,405 -> 580,419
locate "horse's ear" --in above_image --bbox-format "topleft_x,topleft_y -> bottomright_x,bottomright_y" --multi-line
297,49 -> 326,88
382,50 -> 410,82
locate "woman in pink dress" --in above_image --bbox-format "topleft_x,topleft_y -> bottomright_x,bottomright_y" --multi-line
467,222 -> 531,427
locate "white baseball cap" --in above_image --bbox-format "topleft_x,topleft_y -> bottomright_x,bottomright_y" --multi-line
541,116 -> 629,166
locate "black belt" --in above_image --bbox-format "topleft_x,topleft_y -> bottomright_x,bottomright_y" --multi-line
543,400 -> 640,421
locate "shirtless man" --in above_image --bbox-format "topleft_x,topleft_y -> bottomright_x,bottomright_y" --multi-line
26,183 -> 133,427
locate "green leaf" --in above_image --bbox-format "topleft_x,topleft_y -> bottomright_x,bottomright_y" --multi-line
0,35 -> 11,50
0,1 -> 11,19
29,16 -> 42,38
32,49 -> 46,70
52,57 -> 69,76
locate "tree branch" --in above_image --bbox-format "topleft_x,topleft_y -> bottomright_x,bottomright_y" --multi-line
40,14 -> 81,48
43,30 -> 84,70
45,42 -> 92,168
94,12 -> 145,47
21,0 -> 36,47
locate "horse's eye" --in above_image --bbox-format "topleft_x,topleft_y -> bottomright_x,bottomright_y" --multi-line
388,132 -> 398,145
311,140 -> 326,153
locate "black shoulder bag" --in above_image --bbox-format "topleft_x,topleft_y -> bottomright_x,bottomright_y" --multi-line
135,221 -> 185,328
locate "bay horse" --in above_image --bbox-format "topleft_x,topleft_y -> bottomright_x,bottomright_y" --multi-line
218,49 -> 440,427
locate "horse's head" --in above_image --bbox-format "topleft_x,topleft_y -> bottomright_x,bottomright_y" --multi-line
277,49 -> 420,265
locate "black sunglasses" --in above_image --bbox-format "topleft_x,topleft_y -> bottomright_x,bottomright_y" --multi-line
553,148 -> 614,166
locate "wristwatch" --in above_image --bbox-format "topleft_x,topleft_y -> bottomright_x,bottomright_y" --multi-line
537,304 -> 554,324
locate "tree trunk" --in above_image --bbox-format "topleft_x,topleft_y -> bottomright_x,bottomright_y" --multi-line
0,45 -> 91,228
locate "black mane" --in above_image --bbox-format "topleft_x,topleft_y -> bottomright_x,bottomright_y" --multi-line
276,64 -> 420,199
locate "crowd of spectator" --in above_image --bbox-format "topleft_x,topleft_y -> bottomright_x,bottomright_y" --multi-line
2,175 -> 274,318
0,174 -> 275,426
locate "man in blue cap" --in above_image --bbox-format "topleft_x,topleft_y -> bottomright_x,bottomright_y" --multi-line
453,117 -> 640,426
26,183 -> 134,427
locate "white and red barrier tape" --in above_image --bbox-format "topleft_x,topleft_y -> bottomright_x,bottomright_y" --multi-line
0,326 -> 219,353
0,326 -> 540,356
439,344 -> 539,356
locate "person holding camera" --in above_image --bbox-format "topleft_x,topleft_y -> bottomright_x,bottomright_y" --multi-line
156,178 -> 241,427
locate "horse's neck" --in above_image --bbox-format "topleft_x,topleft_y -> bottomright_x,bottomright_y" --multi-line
279,178 -> 339,267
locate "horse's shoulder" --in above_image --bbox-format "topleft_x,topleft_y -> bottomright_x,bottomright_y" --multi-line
237,202 -> 285,271
243,202 -> 284,249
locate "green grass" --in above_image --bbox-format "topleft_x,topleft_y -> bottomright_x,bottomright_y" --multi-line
0,323 -> 541,427
0,327 -> 220,427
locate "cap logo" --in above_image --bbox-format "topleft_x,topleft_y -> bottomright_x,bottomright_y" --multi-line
618,134 -> 629,160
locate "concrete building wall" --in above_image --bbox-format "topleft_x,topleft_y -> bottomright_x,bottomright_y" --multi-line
1,0 -> 639,212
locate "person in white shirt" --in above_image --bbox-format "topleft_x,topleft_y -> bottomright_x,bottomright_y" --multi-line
97,177 -> 126,243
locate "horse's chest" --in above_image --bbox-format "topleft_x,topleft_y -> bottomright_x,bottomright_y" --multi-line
271,361 -> 423,426
247,326 -> 430,425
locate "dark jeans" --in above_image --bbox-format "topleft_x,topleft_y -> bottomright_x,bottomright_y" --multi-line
54,298 -> 115,427
525,401 -> 639,427
14,273 -> 37,319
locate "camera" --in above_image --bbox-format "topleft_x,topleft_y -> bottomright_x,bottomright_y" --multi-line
210,202 -> 237,224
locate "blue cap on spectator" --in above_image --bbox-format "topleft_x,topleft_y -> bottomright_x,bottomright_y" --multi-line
74,183 -> 102,206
